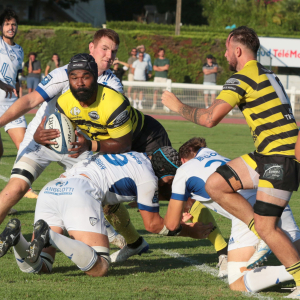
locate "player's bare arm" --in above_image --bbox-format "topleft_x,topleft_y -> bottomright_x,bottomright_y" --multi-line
139,210 -> 165,233
0,91 -> 44,128
34,116 -> 60,145
68,130 -> 132,158
162,90 -> 232,128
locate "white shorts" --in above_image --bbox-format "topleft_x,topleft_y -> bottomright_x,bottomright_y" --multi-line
0,105 -> 27,132
154,77 -> 167,83
203,82 -> 217,95
34,176 -> 107,234
128,73 -> 134,82
12,139 -> 91,186
228,191 -> 300,251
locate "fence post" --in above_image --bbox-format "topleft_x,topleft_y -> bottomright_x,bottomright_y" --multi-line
166,79 -> 172,92
290,86 -> 296,113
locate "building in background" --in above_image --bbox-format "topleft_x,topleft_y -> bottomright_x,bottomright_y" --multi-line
0,0 -> 106,27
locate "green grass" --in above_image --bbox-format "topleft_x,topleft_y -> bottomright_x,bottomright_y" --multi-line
0,115 -> 298,299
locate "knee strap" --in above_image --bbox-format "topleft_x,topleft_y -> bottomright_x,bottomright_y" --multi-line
215,164 -> 243,192
253,200 -> 284,217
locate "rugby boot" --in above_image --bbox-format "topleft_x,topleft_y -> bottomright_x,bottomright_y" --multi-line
217,254 -> 228,278
110,237 -> 149,263
0,218 -> 21,257
246,239 -> 272,269
27,219 -> 51,263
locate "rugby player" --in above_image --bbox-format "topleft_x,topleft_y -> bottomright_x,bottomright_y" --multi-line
0,28 -> 129,248
162,26 -> 300,297
165,137 -> 300,295
0,147 -> 213,274
0,9 -> 37,201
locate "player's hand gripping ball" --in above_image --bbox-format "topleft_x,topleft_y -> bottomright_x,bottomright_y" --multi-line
44,112 -> 75,154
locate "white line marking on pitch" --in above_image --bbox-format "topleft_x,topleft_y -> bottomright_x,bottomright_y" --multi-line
0,175 -> 9,182
162,250 -> 273,300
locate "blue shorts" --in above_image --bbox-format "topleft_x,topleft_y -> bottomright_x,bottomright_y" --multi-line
27,77 -> 40,90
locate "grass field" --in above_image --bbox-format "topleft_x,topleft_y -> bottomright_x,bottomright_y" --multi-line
0,115 -> 299,299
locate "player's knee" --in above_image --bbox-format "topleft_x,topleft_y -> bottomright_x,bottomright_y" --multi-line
86,257 -> 109,277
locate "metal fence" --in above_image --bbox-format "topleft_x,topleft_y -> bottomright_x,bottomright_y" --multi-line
122,80 -> 300,119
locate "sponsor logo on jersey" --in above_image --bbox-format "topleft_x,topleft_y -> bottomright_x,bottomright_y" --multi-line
41,74 -> 53,86
89,217 -> 98,226
112,110 -> 129,128
55,181 -> 69,187
224,78 -> 240,85
70,107 -> 81,116
44,186 -> 74,195
88,111 -> 100,120
262,164 -> 284,180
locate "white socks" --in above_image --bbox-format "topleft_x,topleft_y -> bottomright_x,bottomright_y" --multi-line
244,265 -> 293,292
13,233 -> 43,273
104,218 -> 118,241
49,230 -> 98,271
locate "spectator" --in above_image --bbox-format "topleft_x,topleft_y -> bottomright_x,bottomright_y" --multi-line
132,52 -> 148,110
115,48 -> 137,102
136,45 -> 152,80
45,53 -> 63,76
203,54 -> 218,108
152,48 -> 169,110
24,52 -> 41,93
111,60 -> 125,82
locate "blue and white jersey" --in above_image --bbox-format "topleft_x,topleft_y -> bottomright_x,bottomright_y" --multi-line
23,66 -> 123,145
63,151 -> 159,212
0,36 -> 23,104
171,147 -> 257,220
171,147 -> 230,202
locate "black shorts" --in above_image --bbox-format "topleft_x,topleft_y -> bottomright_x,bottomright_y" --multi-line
132,115 -> 171,154
242,152 -> 300,192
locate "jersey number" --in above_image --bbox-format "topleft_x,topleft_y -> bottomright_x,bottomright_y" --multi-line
103,154 -> 128,166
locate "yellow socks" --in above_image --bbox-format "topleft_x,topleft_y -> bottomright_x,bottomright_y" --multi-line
189,201 -> 227,252
248,218 -> 261,239
104,203 -> 140,245
287,261 -> 300,286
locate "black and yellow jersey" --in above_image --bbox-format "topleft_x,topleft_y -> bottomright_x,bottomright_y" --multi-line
218,60 -> 298,157
56,84 -> 144,141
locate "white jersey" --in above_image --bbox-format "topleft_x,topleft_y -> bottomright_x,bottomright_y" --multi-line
64,151 -> 159,212
172,147 -> 230,203
23,65 -> 123,146
0,36 -> 23,104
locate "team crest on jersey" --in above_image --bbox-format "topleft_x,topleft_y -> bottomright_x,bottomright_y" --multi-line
88,111 -> 99,120
89,217 -> 98,226
41,74 -> 53,86
55,181 -> 69,187
225,78 -> 240,85
112,110 -> 130,128
70,107 -> 81,116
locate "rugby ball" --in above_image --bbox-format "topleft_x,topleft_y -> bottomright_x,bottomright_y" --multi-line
45,112 -> 75,154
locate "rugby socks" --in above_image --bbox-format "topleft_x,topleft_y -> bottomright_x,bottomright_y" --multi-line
244,265 -> 293,292
105,203 -> 141,245
189,201 -> 228,252
248,218 -> 261,239
49,230 -> 98,272
104,218 -> 119,241
286,261 -> 300,286
13,233 -> 43,273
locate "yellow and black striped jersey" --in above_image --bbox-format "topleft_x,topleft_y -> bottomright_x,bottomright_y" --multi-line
56,84 -> 144,141
218,60 -> 298,157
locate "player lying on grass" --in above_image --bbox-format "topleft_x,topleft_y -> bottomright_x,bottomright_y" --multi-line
165,137 -> 300,296
0,148 -> 214,275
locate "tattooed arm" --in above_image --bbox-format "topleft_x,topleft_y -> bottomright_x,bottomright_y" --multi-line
161,91 -> 232,128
